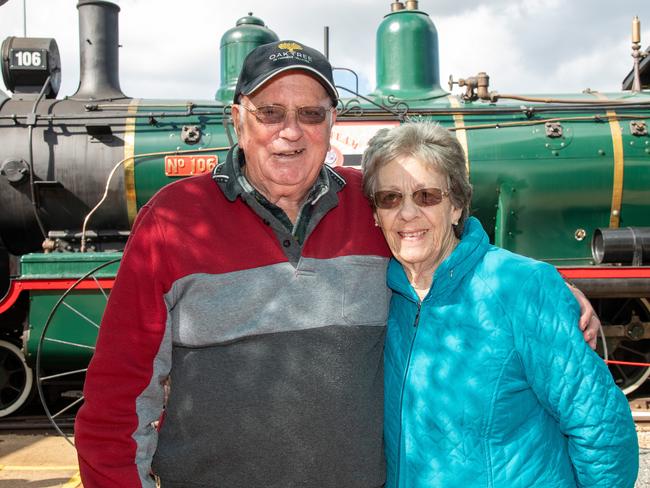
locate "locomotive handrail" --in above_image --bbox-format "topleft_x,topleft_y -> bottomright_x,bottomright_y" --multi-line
26,75 -> 52,240
332,67 -> 360,95
335,85 -> 410,119
91,102 -> 229,110
494,93 -> 650,105
3,103 -> 650,126
0,110 -> 228,123
447,113 -> 649,132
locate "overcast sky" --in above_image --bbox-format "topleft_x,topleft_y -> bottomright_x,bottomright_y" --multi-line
1,0 -> 649,101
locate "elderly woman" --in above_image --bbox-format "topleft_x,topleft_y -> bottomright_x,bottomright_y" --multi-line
361,122 -> 638,488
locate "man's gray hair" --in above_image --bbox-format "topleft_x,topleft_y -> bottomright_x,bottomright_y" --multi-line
361,121 -> 473,238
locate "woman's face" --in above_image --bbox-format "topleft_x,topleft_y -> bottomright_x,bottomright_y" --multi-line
374,156 -> 463,273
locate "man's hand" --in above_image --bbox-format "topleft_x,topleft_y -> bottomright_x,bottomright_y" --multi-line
567,284 -> 600,350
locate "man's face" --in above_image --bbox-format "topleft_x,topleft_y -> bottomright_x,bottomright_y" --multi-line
232,72 -> 336,204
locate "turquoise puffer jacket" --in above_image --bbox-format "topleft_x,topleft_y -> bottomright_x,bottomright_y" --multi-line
384,217 -> 638,488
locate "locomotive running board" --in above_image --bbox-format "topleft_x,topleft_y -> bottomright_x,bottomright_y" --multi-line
0,278 -> 115,314
559,267 -> 650,298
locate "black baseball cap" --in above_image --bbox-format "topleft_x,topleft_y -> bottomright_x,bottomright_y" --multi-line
234,40 -> 339,105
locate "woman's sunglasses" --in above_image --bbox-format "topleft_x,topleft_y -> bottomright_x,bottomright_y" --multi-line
240,104 -> 333,125
373,188 -> 450,210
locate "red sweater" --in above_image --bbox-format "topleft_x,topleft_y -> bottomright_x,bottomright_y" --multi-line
75,167 -> 391,487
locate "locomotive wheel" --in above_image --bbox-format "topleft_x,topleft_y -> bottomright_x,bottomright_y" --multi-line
596,297 -> 650,396
36,259 -> 118,444
0,340 -> 34,417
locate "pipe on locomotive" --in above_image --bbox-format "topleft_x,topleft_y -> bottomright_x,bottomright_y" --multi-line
592,227 -> 650,266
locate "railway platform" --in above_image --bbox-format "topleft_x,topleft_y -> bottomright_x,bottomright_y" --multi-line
0,432 -> 79,487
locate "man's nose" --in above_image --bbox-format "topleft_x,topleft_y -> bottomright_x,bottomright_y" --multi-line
278,111 -> 304,140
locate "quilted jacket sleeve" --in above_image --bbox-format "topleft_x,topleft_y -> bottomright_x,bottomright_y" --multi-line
75,204 -> 172,488
513,263 -> 638,488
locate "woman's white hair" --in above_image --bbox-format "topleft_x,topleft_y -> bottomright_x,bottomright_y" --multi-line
361,121 -> 473,238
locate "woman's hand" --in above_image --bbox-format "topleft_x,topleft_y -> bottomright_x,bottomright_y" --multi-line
567,284 -> 600,350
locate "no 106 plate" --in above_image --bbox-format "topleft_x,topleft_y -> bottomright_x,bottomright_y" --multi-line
165,155 -> 218,177
9,48 -> 47,70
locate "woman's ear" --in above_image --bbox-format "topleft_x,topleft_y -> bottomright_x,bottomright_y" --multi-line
451,206 -> 462,226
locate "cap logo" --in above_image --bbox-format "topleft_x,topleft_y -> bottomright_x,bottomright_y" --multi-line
278,42 -> 302,53
269,42 -> 312,63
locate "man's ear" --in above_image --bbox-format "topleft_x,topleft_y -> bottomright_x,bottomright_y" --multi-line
231,104 -> 242,140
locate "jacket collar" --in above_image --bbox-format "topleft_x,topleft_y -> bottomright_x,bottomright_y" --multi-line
387,217 -> 489,303
212,144 -> 346,202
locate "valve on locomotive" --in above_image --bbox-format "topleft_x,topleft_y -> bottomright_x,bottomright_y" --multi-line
448,72 -> 492,102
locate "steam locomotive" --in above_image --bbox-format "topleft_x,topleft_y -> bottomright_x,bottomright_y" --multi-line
0,0 -> 649,421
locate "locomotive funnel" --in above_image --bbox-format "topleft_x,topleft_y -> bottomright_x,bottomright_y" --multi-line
72,0 -> 126,99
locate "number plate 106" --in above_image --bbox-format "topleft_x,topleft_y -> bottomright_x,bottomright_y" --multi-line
165,155 -> 218,177
9,49 -> 47,70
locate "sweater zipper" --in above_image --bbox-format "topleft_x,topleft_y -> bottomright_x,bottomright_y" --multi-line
413,304 -> 421,327
395,299 -> 422,485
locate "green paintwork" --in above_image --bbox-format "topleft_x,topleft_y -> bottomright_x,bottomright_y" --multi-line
131,102 -> 232,207
23,252 -> 120,368
330,90 -> 650,264
459,94 -> 650,265
215,14 -> 279,103
26,289 -> 106,369
372,9 -> 446,101
20,252 -> 120,278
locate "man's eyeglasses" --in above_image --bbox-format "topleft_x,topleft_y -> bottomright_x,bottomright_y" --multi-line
373,188 -> 450,210
240,104 -> 333,125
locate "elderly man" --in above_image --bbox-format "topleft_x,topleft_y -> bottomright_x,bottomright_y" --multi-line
75,40 -> 599,488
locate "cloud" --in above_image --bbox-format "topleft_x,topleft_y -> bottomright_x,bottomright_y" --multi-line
1,0 -> 649,100
436,0 -> 650,94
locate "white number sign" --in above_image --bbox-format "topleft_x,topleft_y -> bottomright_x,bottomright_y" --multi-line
12,50 -> 44,68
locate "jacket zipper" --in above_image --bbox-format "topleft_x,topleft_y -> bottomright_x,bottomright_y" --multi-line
395,300 -> 422,486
